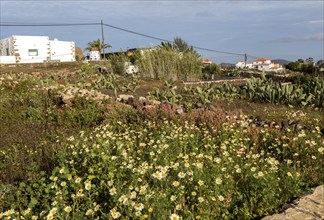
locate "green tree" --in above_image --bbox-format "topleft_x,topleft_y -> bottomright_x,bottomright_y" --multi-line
305,57 -> 314,63
173,37 -> 194,53
160,37 -> 198,55
300,63 -> 313,74
285,62 -> 300,71
316,60 -> 324,68
160,42 -> 174,51
202,64 -> 221,79
85,38 -> 111,54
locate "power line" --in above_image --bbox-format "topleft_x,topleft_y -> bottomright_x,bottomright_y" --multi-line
102,23 -> 173,43
0,22 -> 100,27
102,23 -> 245,56
192,46 -> 244,56
0,21 -> 259,58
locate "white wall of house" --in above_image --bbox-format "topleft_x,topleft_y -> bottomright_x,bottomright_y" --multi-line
0,35 -> 75,64
257,63 -> 284,72
235,61 -> 245,68
246,63 -> 253,69
50,39 -> 75,62
14,36 -> 50,63
252,59 -> 271,66
258,65 -> 271,71
0,56 -> 16,64
88,51 -> 100,61
235,61 -> 254,69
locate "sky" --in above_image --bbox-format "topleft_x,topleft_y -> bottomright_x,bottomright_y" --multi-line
0,0 -> 323,63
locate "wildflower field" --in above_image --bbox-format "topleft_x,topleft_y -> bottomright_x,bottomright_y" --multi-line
0,63 -> 323,219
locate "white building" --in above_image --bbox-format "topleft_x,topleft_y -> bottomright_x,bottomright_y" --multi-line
252,58 -> 284,73
88,48 -> 101,61
0,35 -> 75,64
235,61 -> 253,69
252,58 -> 272,66
236,58 -> 284,73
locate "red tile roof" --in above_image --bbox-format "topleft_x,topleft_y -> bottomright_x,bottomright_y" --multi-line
200,59 -> 212,64
254,57 -> 269,62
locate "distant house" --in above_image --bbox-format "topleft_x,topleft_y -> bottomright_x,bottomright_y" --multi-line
235,61 -> 253,69
0,35 -> 75,64
236,57 -> 284,73
252,57 -> 271,66
88,48 -> 101,61
200,59 -> 212,64
253,58 -> 284,72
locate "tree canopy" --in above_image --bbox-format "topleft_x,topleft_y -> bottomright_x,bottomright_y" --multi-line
85,38 -> 111,53
285,58 -> 321,75
160,37 -> 198,55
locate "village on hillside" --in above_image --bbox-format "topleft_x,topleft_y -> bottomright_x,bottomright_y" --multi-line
0,35 -> 288,74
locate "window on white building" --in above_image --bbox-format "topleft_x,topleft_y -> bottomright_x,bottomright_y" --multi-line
28,49 -> 38,56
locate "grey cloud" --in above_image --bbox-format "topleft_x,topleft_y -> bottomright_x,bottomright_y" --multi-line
271,34 -> 324,43
195,11 -> 214,17
308,20 -> 324,24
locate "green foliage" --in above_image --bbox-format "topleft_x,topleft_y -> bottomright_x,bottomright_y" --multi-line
148,81 -> 182,104
182,74 -> 323,108
139,46 -> 202,81
1,112 -> 323,219
94,73 -> 140,96
202,64 -> 221,79
80,63 -> 97,74
285,60 -> 317,75
1,63 -> 324,219
109,53 -> 130,75
84,38 -> 111,53
119,76 -> 140,93
0,76 -> 106,184
94,73 -> 118,90
160,37 -> 197,55
285,62 -> 301,71
242,74 -> 324,107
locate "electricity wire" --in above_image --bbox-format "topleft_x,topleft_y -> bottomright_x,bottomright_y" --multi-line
0,21 -> 259,59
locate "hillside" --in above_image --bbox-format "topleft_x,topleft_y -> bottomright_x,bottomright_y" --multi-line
272,59 -> 292,66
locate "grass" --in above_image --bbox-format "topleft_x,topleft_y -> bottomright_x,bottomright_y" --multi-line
0,63 -> 323,219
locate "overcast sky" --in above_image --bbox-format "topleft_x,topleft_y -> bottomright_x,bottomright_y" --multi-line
0,0 -> 323,63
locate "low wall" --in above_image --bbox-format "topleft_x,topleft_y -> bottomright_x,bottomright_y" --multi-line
0,56 -> 16,64
0,61 -> 80,68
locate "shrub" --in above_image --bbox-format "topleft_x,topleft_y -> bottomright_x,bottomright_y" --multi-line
138,47 -> 202,81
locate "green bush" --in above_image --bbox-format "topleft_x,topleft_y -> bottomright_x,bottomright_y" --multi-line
139,47 -> 202,81
202,64 -> 221,79
109,53 -> 130,75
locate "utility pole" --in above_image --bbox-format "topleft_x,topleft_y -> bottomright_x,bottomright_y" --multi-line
101,19 -> 105,60
244,53 -> 247,68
